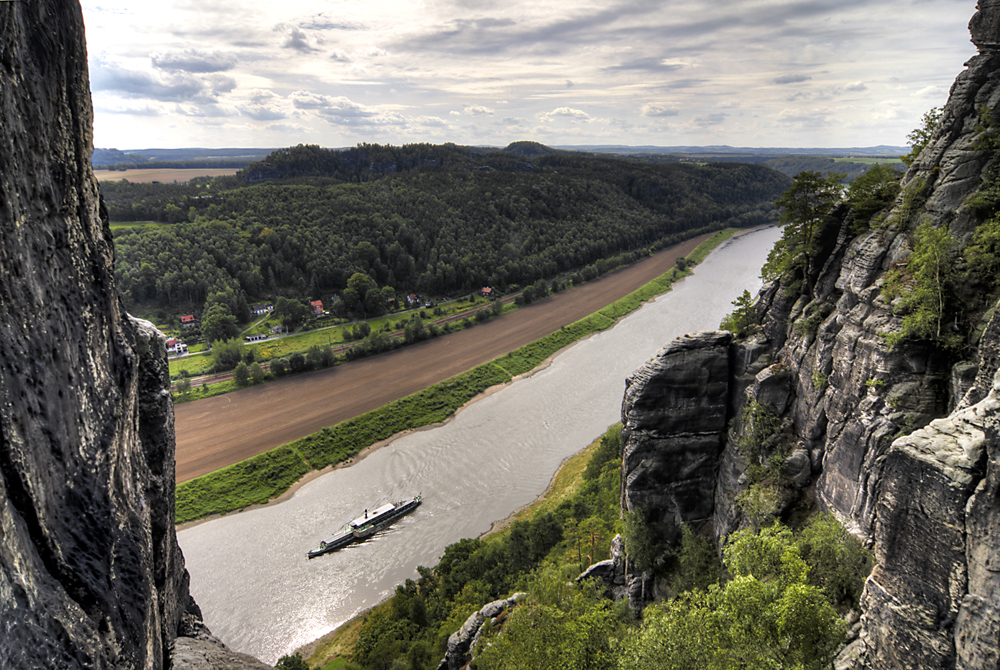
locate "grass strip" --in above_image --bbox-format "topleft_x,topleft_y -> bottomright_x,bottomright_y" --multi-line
174,446 -> 311,523
296,363 -> 512,470
175,228 -> 742,524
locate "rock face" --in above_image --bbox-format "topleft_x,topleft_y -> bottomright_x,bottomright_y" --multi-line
0,2 -> 242,668
618,3 -> 1000,666
621,332 -> 733,550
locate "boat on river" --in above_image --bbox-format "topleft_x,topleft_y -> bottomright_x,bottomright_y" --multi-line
307,495 -> 422,559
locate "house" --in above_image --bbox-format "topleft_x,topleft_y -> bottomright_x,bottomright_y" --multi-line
250,303 -> 273,315
166,338 -> 188,355
310,299 -> 323,315
406,293 -> 423,308
480,287 -> 494,298
244,334 -> 268,343
179,314 -> 199,329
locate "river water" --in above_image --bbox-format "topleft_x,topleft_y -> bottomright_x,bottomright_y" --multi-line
177,226 -> 782,664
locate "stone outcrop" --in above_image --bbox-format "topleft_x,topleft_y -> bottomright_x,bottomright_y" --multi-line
0,2 -> 253,668
617,3 -> 1000,666
436,594 -> 525,670
621,332 -> 733,551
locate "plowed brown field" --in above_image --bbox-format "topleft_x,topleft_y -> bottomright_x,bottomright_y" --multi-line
175,233 -> 714,482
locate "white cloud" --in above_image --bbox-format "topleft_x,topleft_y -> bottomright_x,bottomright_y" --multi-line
464,105 -> 494,116
641,104 -> 680,118
540,107 -> 591,122
151,49 -> 237,73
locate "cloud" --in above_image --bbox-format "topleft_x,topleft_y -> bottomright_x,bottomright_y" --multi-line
540,107 -> 591,122
238,103 -> 287,121
774,74 -> 812,85
777,108 -> 830,127
90,60 -> 233,103
411,116 -> 448,127
290,90 -> 404,126
641,103 -> 680,118
464,105 -> 494,116
842,81 -> 867,92
151,49 -> 237,73
693,113 -> 727,127
278,24 -> 320,52
605,56 -> 688,73
174,103 -> 236,118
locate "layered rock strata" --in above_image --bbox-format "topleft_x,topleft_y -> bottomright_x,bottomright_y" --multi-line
0,1 -> 241,668
618,3 -> 1000,667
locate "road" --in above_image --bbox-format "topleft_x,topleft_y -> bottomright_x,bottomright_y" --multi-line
174,233 -> 715,482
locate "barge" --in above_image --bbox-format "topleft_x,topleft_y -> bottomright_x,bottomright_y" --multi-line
307,495 -> 421,559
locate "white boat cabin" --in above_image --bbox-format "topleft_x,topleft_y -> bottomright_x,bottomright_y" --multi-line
350,503 -> 395,528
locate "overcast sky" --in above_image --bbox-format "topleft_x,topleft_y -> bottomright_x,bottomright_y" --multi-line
80,0 -> 977,151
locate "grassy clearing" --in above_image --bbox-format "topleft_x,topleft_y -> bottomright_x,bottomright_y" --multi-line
174,229 -> 741,524
109,221 -> 165,232
94,167 -> 240,183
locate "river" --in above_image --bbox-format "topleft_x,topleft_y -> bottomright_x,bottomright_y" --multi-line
176,226 -> 782,664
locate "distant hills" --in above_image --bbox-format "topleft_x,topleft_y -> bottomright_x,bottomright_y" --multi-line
93,142 -> 908,170
91,147 -> 275,168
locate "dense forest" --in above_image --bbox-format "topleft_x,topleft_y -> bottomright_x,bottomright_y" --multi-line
105,142 -> 790,325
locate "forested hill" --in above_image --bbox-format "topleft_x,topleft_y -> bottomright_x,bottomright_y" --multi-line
105,142 -> 790,317
236,142 -> 555,183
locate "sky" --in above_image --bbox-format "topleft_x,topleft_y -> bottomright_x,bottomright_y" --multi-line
80,0 -> 978,151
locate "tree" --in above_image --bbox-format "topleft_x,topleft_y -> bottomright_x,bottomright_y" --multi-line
883,221 -> 960,349
201,302 -> 239,343
796,514 -> 874,607
901,106 -> 942,166
719,289 -> 756,337
175,377 -> 192,394
275,653 -> 309,670
274,296 -> 310,331
233,361 -> 249,387
762,171 -> 844,298
620,525 -> 845,670
249,361 -> 266,384
210,338 -> 244,371
846,163 -> 902,229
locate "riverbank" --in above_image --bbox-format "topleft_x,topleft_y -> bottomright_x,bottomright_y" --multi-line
174,229 -> 744,525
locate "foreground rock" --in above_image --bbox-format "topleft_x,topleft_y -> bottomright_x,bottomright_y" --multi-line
615,3 -> 1000,666
0,2 -> 263,668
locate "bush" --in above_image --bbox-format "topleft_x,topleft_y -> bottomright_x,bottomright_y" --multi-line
796,514 -> 874,608
271,358 -> 288,376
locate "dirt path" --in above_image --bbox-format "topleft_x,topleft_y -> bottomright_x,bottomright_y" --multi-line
174,234 -> 714,482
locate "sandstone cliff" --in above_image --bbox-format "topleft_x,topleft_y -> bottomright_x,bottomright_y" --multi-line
0,2 -> 268,668
620,2 -> 1000,667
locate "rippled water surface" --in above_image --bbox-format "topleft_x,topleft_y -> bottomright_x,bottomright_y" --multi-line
177,226 -> 782,663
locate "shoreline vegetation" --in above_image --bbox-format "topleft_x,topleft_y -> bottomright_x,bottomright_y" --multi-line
174,227 -> 750,526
